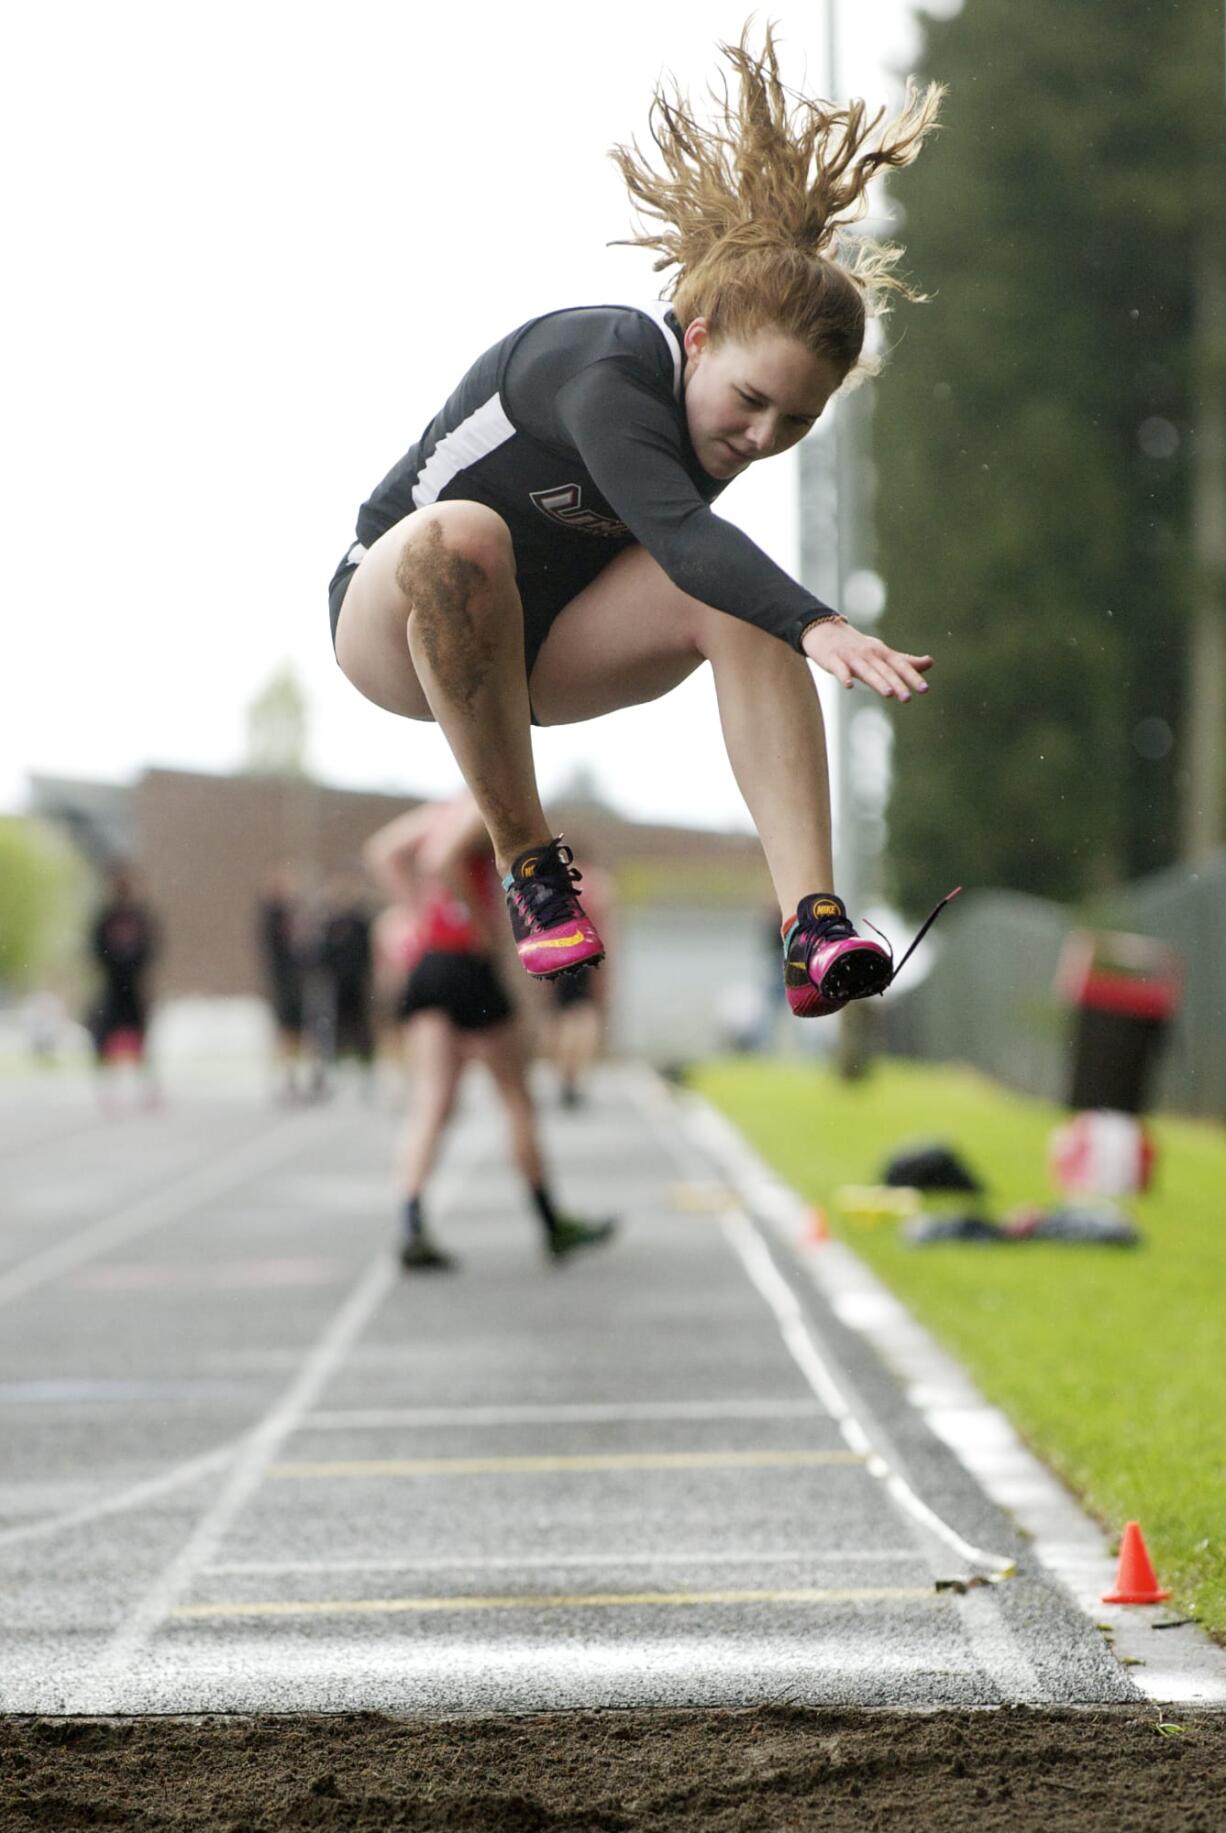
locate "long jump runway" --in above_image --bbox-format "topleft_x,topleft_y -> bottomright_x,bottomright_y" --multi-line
0,1068 -> 1144,1715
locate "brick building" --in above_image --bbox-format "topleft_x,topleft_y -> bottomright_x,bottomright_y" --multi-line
31,768 -> 779,1056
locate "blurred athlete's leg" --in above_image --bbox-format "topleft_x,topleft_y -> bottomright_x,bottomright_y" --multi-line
473,1021 -> 615,1260
399,1011 -> 465,1193
528,544 -> 834,917
395,1011 -> 466,1268
470,1020 -> 546,1189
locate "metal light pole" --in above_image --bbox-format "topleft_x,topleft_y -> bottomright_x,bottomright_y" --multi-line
824,0 -> 859,939
816,0 -> 877,1077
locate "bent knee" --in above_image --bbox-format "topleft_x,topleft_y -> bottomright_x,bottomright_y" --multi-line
399,502 -> 515,597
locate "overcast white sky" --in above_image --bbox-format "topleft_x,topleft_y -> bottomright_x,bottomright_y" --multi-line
4,1 -> 946,833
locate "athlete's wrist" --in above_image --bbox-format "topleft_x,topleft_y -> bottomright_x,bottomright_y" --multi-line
798,611 -> 848,650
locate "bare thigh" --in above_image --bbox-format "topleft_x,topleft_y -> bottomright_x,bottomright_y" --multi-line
527,544 -> 711,726
333,516 -> 436,720
334,504 -> 515,722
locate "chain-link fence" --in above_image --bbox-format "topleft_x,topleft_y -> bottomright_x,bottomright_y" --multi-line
884,850 -> 1226,1120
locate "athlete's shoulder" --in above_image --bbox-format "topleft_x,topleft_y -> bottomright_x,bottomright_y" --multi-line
515,303 -> 684,397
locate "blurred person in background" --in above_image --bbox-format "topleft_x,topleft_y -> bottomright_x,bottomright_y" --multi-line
365,794 -> 616,1272
544,852 -> 614,1109
316,872 -> 377,1096
329,25 -> 946,1030
256,862 -> 324,1104
21,990 -> 71,1067
87,863 -> 160,1111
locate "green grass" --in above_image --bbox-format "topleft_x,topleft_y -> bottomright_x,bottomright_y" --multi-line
693,1055 -> 1226,1638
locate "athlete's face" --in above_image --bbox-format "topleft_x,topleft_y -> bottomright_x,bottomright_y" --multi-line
681,320 -> 843,481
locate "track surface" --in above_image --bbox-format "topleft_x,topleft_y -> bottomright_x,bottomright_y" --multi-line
0,1068 -> 1143,1715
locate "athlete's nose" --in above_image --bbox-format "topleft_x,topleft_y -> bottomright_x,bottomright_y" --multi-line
745,413 -> 781,457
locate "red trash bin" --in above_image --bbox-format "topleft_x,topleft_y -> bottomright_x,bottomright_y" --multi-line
1055,931 -> 1182,1115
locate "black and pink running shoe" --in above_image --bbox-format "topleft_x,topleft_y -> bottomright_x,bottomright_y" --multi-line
503,838 -> 605,980
783,894 -> 891,1017
782,888 -> 963,1017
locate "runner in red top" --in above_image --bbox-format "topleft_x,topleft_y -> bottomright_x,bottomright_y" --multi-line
365,795 -> 616,1271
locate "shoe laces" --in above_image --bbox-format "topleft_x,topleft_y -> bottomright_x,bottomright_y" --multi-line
513,838 -> 584,929
795,887 -> 963,986
806,909 -> 856,946
866,887 -> 964,986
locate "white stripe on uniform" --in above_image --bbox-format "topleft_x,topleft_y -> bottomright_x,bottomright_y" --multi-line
636,300 -> 684,399
411,394 -> 517,509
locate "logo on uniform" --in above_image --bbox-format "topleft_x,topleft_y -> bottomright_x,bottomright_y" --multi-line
530,484 -> 629,538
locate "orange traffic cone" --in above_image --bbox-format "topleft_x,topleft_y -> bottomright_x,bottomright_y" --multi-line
804,1205 -> 831,1246
1102,1521 -> 1171,1604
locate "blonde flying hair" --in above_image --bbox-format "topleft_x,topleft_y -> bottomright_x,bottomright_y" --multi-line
611,22 -> 944,378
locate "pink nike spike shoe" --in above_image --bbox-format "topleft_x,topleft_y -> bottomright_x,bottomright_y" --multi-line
782,893 -> 892,1018
503,838 -> 605,980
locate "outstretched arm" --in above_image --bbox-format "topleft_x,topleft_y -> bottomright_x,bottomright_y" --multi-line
560,363 -> 934,704
801,616 -> 933,704
556,360 -> 834,652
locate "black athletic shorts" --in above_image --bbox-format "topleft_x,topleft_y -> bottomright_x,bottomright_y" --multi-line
328,533 -> 616,700
397,950 -> 513,1033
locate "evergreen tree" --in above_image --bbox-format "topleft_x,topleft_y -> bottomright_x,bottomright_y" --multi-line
874,0 -> 1224,908
244,664 -> 310,777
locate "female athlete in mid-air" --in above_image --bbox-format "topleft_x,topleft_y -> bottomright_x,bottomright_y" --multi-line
330,25 -> 943,1015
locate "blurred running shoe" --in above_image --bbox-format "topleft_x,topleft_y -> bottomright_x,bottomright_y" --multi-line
399,1229 -> 458,1272
547,1213 -> 617,1261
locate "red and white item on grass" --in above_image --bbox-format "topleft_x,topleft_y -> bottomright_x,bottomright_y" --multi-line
1048,1110 -> 1155,1198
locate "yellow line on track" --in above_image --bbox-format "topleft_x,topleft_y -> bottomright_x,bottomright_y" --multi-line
173,1585 -> 934,1620
267,1449 -> 864,1479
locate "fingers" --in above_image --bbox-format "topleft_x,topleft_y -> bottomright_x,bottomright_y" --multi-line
809,626 -> 935,702
849,656 -> 908,702
852,646 -> 933,702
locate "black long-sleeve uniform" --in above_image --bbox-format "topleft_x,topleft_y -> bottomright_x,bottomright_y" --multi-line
329,303 -> 832,672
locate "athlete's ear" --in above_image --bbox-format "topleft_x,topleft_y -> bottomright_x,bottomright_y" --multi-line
682,317 -> 711,362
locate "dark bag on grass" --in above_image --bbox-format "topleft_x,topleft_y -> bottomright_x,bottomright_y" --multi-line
882,1143 -> 984,1193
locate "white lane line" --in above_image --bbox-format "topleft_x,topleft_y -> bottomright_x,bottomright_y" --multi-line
0,1436 -> 247,1551
65,1250 -> 397,1712
173,1585 -> 937,1621
627,1067 -> 1013,1574
64,1127 -> 486,1713
0,1111 -> 334,1308
301,1398 -> 825,1429
723,1214 -> 1014,1577
624,1067 -> 1055,1708
208,1548 -> 921,1575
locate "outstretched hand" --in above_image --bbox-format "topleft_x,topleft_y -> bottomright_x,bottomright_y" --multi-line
802,619 -> 933,703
